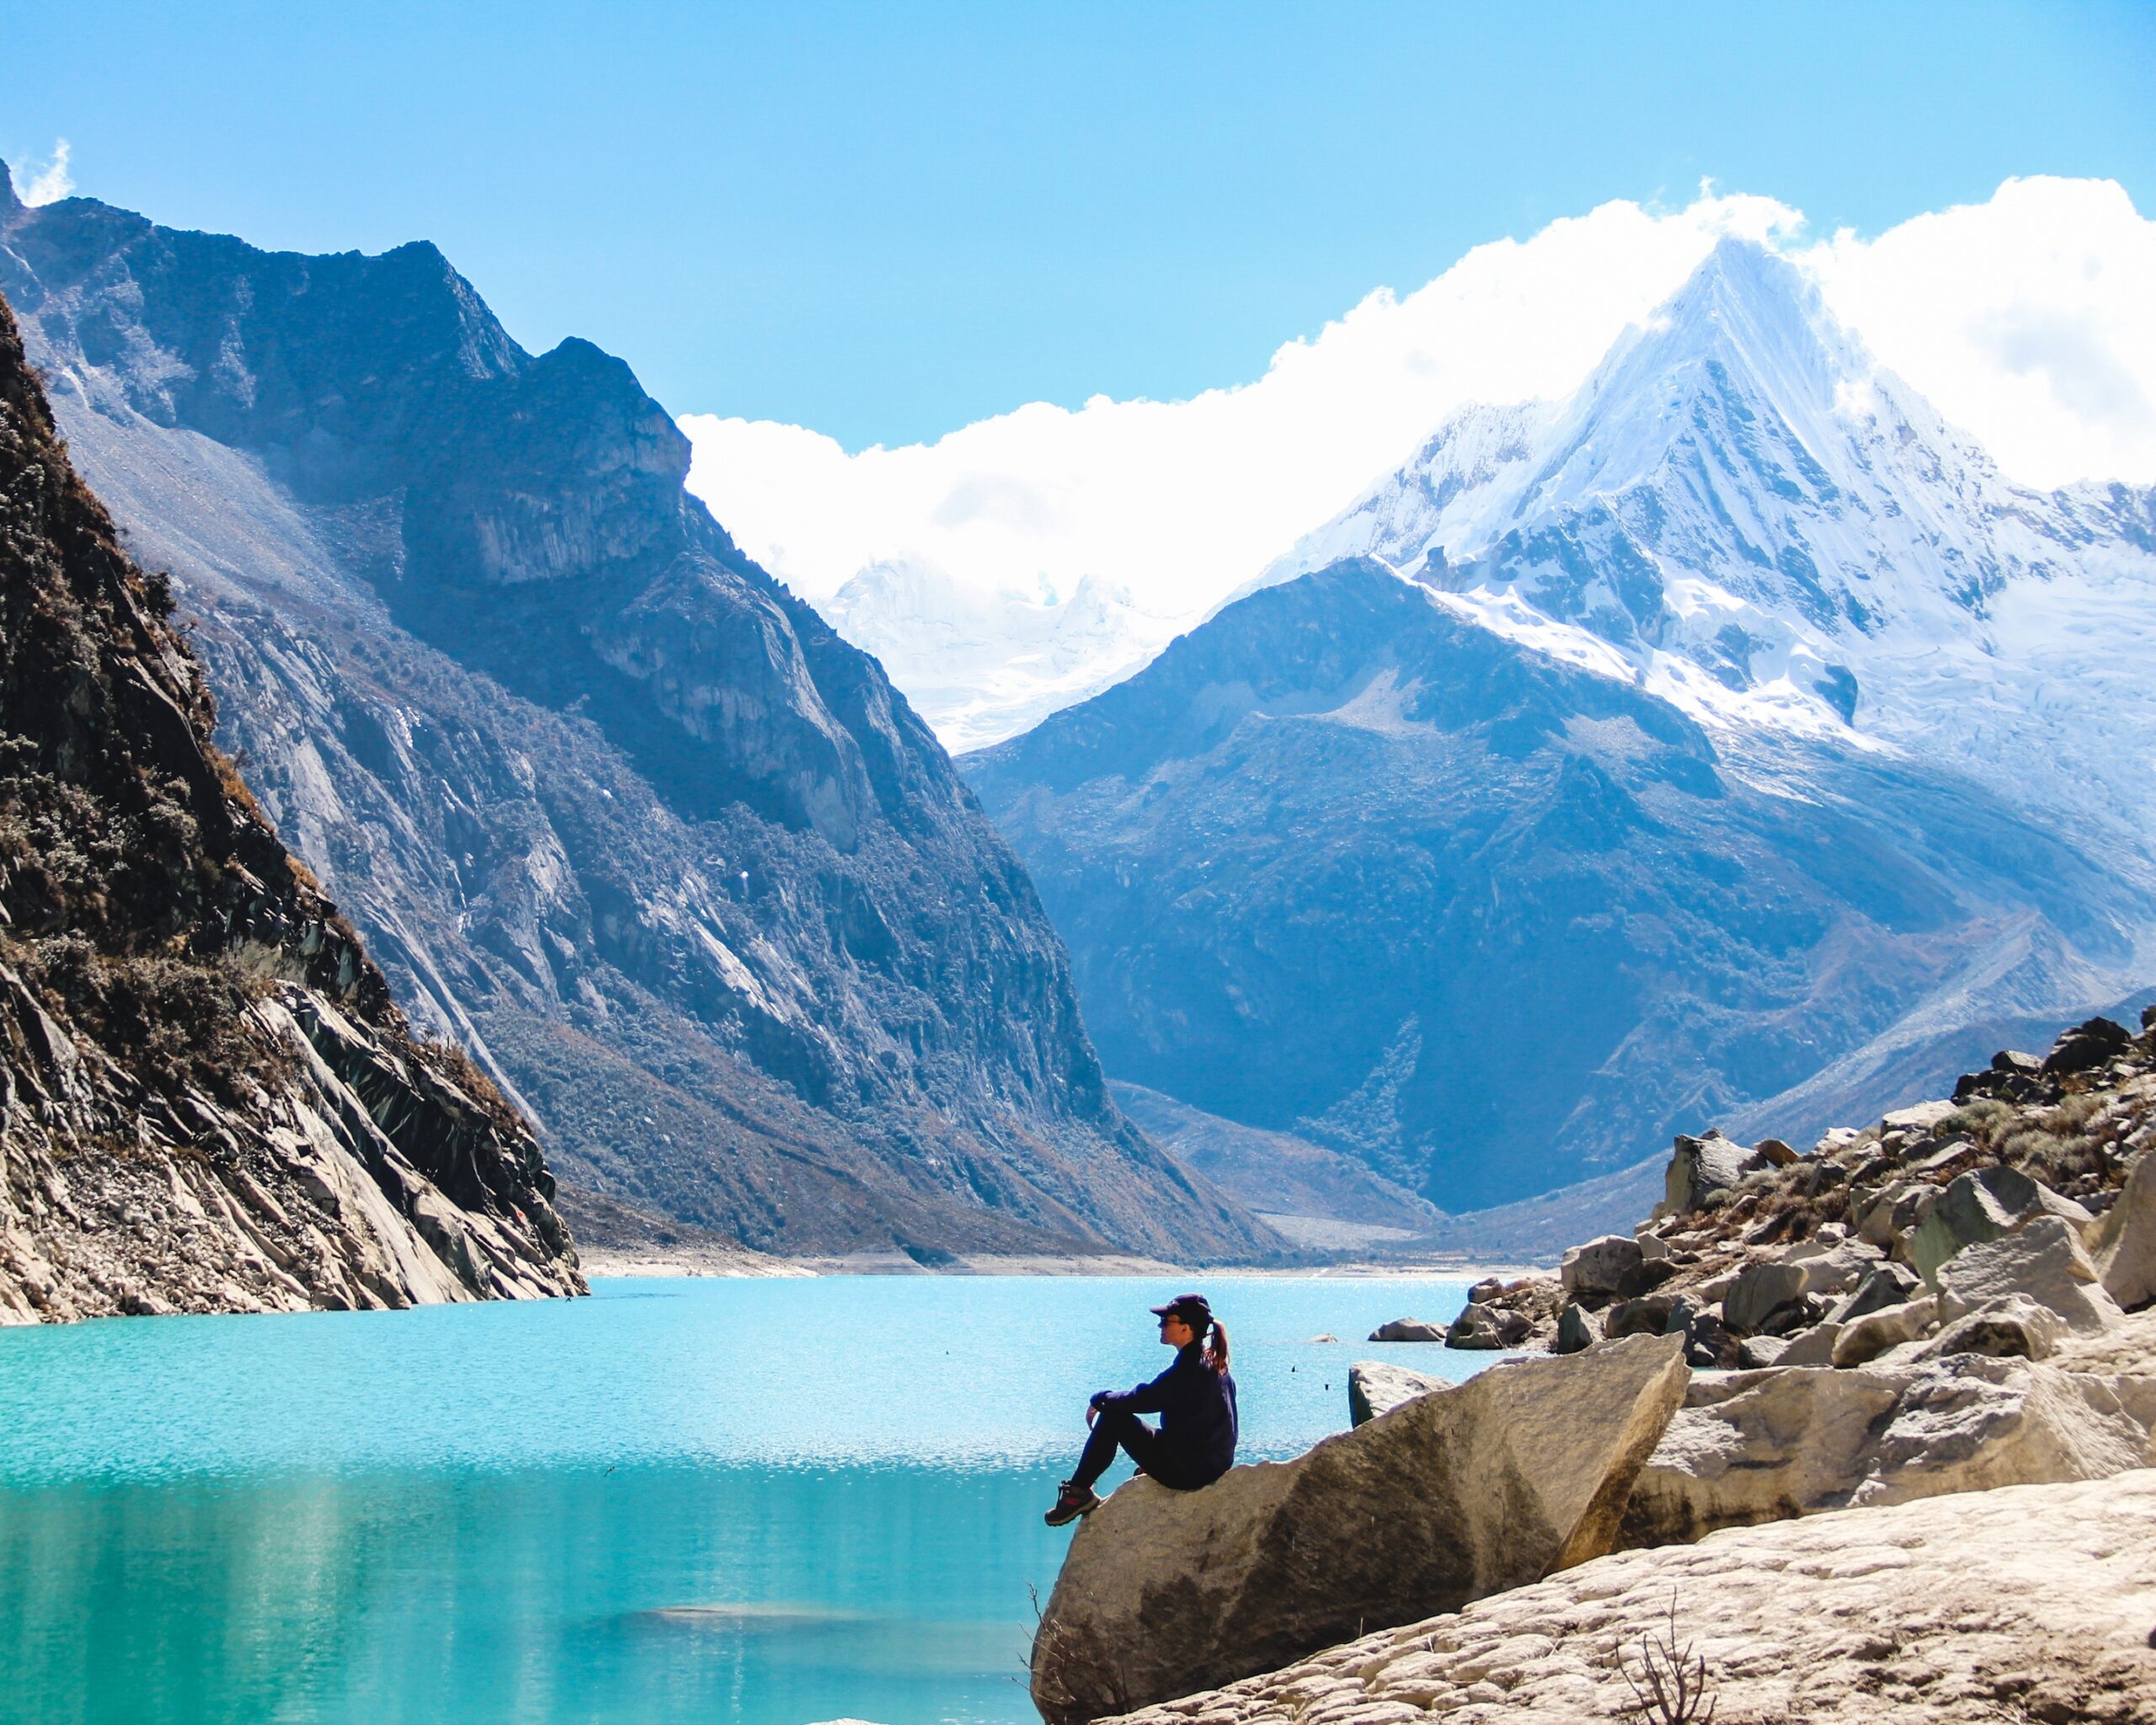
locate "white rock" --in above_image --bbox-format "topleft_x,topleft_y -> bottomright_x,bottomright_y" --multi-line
1774,1322 -> 1842,1367
1107,1472 -> 2156,1725
1558,1234 -> 1641,1296
1346,1361 -> 1444,1427
1880,1100 -> 1957,1135
1909,1293 -> 2065,1363
1913,1165 -> 2093,1284
1664,1133 -> 1755,1213
2086,1148 -> 2156,1311
1937,1215 -> 2122,1336
1829,1296 -> 1935,1368
1619,1353 -> 2156,1550
1783,1236 -> 1881,1295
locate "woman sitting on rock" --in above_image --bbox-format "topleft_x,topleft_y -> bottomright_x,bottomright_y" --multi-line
1045,1293 -> 1238,1525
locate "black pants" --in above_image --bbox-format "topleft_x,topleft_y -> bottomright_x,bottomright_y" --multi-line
1072,1407 -> 1214,1493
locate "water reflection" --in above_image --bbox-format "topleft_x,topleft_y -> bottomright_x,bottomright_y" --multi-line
0,1274 -> 1481,1724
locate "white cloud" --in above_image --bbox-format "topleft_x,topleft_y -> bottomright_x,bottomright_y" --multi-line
1806,177 -> 2156,490
19,140 -> 75,206
681,178 -> 2156,632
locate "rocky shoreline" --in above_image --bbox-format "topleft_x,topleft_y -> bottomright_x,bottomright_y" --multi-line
1033,1012 -> 2156,1722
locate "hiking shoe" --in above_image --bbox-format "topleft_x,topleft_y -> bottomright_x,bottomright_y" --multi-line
1043,1481 -> 1101,1526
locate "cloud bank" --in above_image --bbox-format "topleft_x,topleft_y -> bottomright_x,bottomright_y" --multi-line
19,141 -> 75,207
681,178 -> 2156,628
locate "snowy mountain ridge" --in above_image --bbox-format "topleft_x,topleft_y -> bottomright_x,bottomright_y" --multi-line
821,558 -> 1166,753
1264,238 -> 2156,844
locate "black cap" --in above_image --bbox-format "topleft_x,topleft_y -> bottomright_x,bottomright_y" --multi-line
1150,1292 -> 1212,1327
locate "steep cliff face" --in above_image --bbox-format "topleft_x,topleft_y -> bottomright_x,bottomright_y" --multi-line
967,561 -> 2153,1213
0,168 -> 1267,1260
0,290 -> 582,1321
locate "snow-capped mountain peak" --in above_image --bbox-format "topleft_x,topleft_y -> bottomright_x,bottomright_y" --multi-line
1266,238 -> 2156,840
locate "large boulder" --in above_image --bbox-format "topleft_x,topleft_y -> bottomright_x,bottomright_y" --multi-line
2086,1149 -> 2156,1311
1367,1317 -> 1448,1343
1346,1360 -> 1445,1427
1722,1260 -> 1810,1332
1773,1322 -> 1841,1366
1825,1261 -> 1919,1325
1551,1302 -> 1601,1355
1936,1215 -> 2122,1336
1828,1296 -> 1936,1367
1105,1473 -> 2156,1725
1782,1236 -> 1880,1297
1558,1234 -> 1641,1297
1913,1294 -> 2066,1363
1854,1178 -> 1929,1251
2041,1014 -> 2132,1076
1910,1164 -> 2090,1284
1881,1099 -> 1959,1136
1663,1131 -> 1757,1213
1444,1302 -> 1531,1349
1619,1354 -> 2156,1550
1030,1336 -> 1689,1724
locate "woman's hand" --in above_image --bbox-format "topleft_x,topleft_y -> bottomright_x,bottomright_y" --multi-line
1085,1401 -> 1098,1427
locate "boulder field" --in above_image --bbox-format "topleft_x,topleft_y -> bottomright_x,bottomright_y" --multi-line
1033,1011 -> 2156,1721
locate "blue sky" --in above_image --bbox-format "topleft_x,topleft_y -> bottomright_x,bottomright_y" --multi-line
5,1 -> 2153,448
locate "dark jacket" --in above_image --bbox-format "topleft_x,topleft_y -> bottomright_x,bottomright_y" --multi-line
1093,1343 -> 1239,1482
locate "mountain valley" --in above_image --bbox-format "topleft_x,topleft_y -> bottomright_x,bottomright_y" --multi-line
0,163 -> 1272,1265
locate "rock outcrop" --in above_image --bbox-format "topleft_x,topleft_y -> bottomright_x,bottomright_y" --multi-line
2091,1146 -> 2156,1310
1620,1355 -> 2156,1547
0,168 -> 1274,1263
1038,1009 -> 2156,1725
1030,1336 -> 1686,1725
1100,1470 -> 2156,1725
1367,1316 -> 1447,1343
0,291 -> 582,1320
1345,1360 -> 1446,1427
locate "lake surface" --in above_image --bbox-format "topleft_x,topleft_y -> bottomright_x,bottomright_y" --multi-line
0,1274 -> 1488,1725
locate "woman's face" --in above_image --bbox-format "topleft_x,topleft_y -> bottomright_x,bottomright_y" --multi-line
1158,1315 -> 1195,1348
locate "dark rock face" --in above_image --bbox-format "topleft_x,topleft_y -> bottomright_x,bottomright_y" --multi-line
0,168 -> 1268,1260
0,288 -> 581,1320
966,559 -> 2150,1212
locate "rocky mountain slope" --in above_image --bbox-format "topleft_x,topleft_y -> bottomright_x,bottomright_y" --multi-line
0,164 -> 1269,1263
0,291 -> 581,1321
968,559 -> 2152,1211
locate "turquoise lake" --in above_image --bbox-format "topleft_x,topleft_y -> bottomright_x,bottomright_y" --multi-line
0,1274 -> 1488,1725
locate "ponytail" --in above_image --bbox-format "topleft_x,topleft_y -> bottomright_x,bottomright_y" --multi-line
1204,1318 -> 1230,1375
